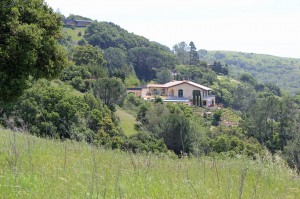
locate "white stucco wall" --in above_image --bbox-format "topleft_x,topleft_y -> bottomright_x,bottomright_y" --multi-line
167,83 -> 208,99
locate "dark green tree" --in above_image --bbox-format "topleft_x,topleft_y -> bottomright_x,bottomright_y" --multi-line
71,44 -> 107,79
84,21 -> 149,50
173,42 -> 189,65
145,103 -> 208,155
72,44 -> 106,67
103,47 -> 135,79
284,130 -> 300,173
128,47 -> 162,81
0,0 -> 67,104
66,14 -> 92,21
156,68 -> 173,84
93,78 -> 126,109
189,41 -> 199,66
1,80 -> 124,146
240,73 -> 257,85
155,113 -> 208,155
212,109 -> 222,126
240,95 -> 297,153
137,104 -> 149,125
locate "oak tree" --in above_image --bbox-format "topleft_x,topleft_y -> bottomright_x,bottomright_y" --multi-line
0,0 -> 67,104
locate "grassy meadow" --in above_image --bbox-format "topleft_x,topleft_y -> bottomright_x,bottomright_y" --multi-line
0,128 -> 300,198
115,108 -> 138,137
63,27 -> 86,43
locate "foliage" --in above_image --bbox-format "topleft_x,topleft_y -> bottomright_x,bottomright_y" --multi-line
122,132 -> 167,153
189,41 -> 199,66
154,97 -> 163,104
83,21 -> 176,81
93,78 -> 126,109
124,93 -> 143,109
156,68 -> 173,84
175,65 -> 217,86
241,96 -> 298,153
69,44 -> 108,80
60,64 -> 92,92
65,14 -> 92,21
155,114 -> 209,155
173,41 -> 189,65
209,127 -> 264,157
284,130 -> 300,172
85,21 -> 150,50
60,40 -> 108,92
103,47 -> 132,78
210,134 -> 244,153
240,73 -> 257,85
211,76 -> 257,111
128,47 -> 175,81
212,109 -> 222,126
124,75 -> 141,87
200,50 -> 300,94
137,103 -> 150,125
61,64 -> 91,81
138,103 -> 208,155
144,103 -> 170,132
71,44 -> 106,67
0,0 -> 67,104
211,61 -> 229,75
0,80 -> 122,145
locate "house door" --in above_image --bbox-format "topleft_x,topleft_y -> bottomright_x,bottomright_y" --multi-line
193,90 -> 202,107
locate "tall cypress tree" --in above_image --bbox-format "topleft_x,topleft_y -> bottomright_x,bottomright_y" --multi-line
189,41 -> 199,66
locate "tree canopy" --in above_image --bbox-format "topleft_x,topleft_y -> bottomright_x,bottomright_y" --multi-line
0,0 -> 67,104
93,78 -> 126,110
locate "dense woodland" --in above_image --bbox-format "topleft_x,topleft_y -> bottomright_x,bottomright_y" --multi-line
1,0 -> 300,174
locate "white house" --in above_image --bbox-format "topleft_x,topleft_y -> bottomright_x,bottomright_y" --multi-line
127,80 -> 216,108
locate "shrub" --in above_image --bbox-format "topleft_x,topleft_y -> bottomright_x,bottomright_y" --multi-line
122,132 -> 167,154
1,80 -> 123,147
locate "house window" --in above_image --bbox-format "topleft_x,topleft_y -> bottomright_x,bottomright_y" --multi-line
178,89 -> 183,97
153,89 -> 160,95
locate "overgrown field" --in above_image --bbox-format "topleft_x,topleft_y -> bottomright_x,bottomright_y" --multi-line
0,128 -> 299,198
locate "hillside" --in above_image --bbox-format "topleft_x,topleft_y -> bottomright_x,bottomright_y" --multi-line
2,4 -> 300,198
63,27 -> 86,43
115,108 -> 138,136
199,50 -> 300,94
1,128 -> 300,198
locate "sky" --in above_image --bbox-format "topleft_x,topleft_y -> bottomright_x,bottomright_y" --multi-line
44,0 -> 300,58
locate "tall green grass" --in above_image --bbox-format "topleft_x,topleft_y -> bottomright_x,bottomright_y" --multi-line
0,128 -> 299,198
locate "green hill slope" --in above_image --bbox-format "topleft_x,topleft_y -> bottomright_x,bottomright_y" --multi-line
115,108 -> 138,136
63,27 -> 86,43
200,50 -> 300,94
1,128 -> 299,198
